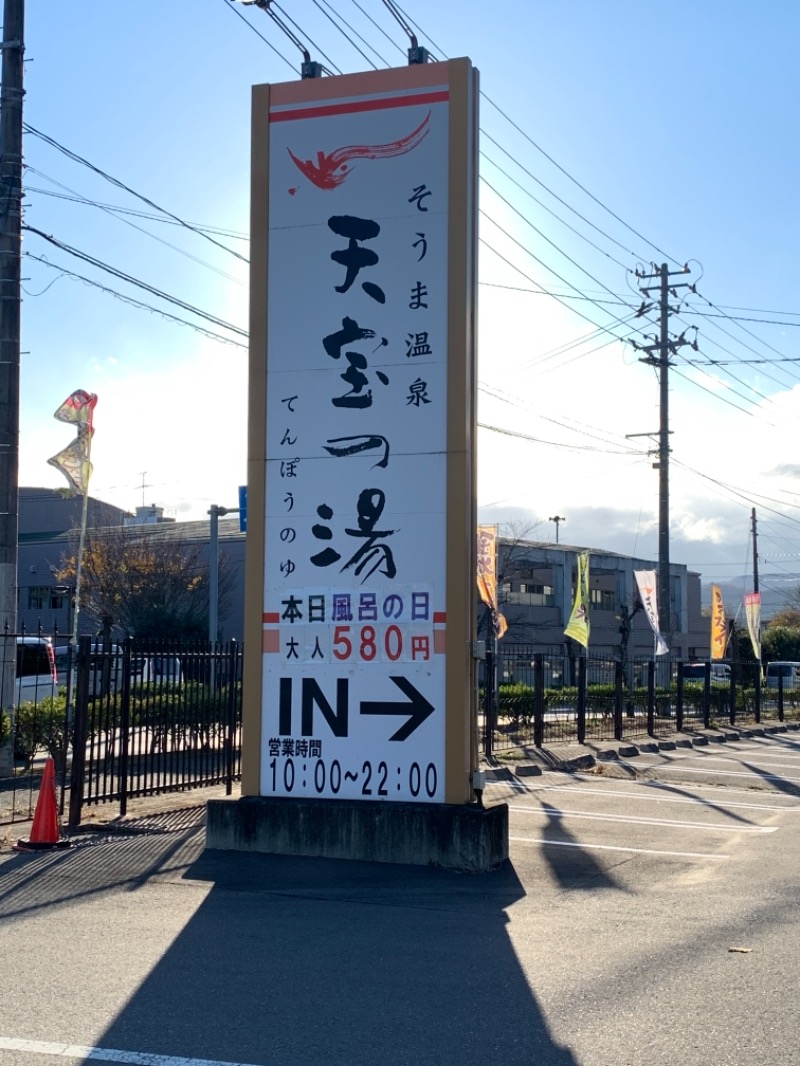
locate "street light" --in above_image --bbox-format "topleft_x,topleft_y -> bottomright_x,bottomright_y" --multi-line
548,515 -> 565,544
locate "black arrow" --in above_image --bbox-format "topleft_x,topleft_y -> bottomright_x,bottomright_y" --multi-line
360,676 -> 434,741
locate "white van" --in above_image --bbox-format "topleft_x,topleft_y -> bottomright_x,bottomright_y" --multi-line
131,655 -> 183,687
11,637 -> 58,707
682,662 -> 731,684
766,661 -> 800,691
55,643 -> 122,698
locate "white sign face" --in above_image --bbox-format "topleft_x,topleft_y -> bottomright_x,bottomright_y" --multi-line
261,75 -> 451,802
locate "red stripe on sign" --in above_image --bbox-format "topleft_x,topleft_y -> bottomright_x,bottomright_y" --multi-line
433,612 -> 447,624
270,89 -> 449,123
263,612 -> 280,624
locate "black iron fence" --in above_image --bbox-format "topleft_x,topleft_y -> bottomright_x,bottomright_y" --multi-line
0,632 -> 243,827
481,644 -> 793,755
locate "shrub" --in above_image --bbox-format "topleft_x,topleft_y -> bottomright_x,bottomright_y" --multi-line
13,695 -> 68,770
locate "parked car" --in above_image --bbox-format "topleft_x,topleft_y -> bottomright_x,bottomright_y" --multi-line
682,662 -> 731,684
766,661 -> 800,691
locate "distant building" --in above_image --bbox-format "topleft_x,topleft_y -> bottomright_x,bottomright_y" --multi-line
489,539 -> 708,661
16,490 -> 244,640
15,492 -> 710,659
123,504 -> 176,527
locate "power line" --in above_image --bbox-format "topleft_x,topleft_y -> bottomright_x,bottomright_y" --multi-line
23,123 -> 248,263
24,253 -> 248,350
221,0 -> 296,74
24,226 -> 248,338
25,168 -> 244,285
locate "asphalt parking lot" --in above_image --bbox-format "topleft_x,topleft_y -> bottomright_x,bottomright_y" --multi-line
485,731 -> 800,893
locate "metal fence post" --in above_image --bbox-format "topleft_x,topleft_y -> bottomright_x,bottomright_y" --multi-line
754,663 -> 761,724
68,635 -> 91,829
533,653 -> 544,749
778,673 -> 784,722
483,641 -> 495,759
647,660 -> 655,737
225,640 -> 239,795
118,639 -> 132,817
729,667 -> 736,726
576,656 -> 586,745
614,660 -> 623,740
703,661 -> 711,730
675,662 -> 684,732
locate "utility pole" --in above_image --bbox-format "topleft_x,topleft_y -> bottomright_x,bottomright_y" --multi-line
0,0 -> 23,641
630,262 -> 696,638
751,507 -> 759,594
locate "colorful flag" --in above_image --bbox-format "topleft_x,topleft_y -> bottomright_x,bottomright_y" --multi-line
477,524 -> 508,639
564,551 -> 590,647
634,570 -> 670,656
53,389 -> 97,427
744,591 -> 761,662
710,584 -> 728,660
48,391 -> 97,495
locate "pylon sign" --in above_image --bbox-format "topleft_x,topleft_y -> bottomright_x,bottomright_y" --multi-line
243,60 -> 478,804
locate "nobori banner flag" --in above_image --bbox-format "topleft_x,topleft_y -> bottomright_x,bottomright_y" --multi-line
564,551 -> 590,648
477,525 -> 508,639
710,584 -> 728,661
634,570 -> 669,656
47,390 -> 97,495
744,592 -> 761,661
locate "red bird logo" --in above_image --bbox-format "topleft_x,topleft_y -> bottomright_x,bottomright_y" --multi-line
287,111 -> 431,191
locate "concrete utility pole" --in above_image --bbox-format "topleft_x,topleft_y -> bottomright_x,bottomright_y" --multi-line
751,507 -> 759,595
631,262 -> 695,638
0,0 -> 23,639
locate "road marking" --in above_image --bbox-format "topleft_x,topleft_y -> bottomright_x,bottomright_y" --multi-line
621,761 -> 800,783
509,837 -> 729,859
0,1037 -> 263,1066
566,770 -> 800,801
508,804 -> 776,833
516,784 -> 800,813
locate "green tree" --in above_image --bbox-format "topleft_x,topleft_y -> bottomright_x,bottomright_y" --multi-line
763,624 -> 800,663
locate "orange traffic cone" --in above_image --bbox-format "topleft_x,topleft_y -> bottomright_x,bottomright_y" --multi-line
14,757 -> 71,851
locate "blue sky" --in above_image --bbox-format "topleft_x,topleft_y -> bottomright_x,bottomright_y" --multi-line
18,2 -> 800,610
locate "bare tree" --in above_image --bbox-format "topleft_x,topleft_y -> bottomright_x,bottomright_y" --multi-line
56,526 -> 231,640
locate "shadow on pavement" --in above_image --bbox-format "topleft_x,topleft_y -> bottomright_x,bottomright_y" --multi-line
536,804 -> 628,893
86,840 -> 580,1066
741,761 -> 800,798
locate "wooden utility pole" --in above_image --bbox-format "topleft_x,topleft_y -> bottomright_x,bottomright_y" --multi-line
0,0 -> 24,638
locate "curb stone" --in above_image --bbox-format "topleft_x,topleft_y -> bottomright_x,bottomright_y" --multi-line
618,745 -> 639,758
657,741 -> 677,751
692,736 -> 709,745
560,755 -> 596,772
706,734 -> 726,743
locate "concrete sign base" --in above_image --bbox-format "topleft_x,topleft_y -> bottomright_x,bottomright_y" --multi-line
206,797 -> 508,872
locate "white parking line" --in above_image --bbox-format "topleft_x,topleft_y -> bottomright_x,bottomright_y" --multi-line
508,804 -> 776,833
510,837 -> 730,860
0,1037 -> 263,1066
522,783 -> 800,813
621,761 -> 800,783
566,770 -> 800,801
